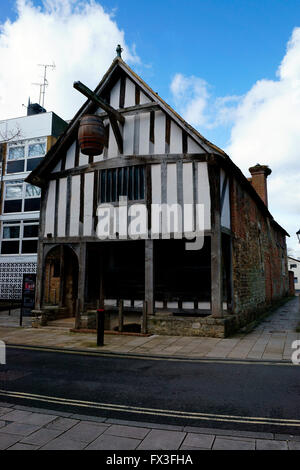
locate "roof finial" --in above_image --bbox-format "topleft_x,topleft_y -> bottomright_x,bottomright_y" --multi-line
116,44 -> 123,58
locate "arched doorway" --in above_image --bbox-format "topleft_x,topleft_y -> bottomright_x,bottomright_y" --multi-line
44,245 -> 79,318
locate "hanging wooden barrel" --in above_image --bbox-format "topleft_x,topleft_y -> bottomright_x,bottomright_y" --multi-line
78,114 -> 107,156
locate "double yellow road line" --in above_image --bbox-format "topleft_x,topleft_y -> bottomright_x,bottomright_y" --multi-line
0,388 -> 299,428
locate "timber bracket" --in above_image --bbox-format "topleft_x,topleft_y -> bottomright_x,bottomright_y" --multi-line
73,80 -> 124,154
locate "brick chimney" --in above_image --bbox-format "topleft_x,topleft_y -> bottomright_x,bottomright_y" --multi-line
248,164 -> 272,207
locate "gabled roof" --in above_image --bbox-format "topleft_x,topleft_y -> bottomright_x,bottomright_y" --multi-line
26,56 -> 226,187
25,56 -> 289,238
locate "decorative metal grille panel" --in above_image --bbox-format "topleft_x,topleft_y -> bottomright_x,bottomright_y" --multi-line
0,262 -> 37,299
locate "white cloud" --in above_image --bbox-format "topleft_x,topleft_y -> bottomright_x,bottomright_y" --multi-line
0,0 -> 139,121
170,28 -> 300,258
225,27 -> 300,257
170,73 -> 210,127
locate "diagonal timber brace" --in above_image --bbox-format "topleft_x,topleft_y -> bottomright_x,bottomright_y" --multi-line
73,80 -> 124,154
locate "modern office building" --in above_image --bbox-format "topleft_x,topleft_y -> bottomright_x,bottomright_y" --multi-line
0,103 -> 67,300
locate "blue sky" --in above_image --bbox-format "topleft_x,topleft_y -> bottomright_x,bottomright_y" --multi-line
0,0 -> 300,254
1,0 -> 299,148
0,2 -> 294,125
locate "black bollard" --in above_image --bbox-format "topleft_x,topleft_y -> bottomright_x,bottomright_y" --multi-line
96,309 -> 105,346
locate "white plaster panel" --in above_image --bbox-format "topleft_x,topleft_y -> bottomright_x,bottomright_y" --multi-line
44,180 -> 56,236
151,164 -> 162,204
65,141 -> 76,170
167,163 -> 177,205
110,79 -> 120,108
154,111 -> 165,154
79,151 -> 89,167
52,161 -> 61,173
107,122 -> 119,158
123,115 -> 135,155
221,169 -> 231,229
139,113 -> 150,155
83,172 -> 94,236
197,162 -> 211,230
183,162 -> 194,234
140,92 -> 151,104
124,78 -> 136,107
57,177 -> 67,237
188,137 -> 203,153
69,175 -> 80,236
169,121 -> 182,154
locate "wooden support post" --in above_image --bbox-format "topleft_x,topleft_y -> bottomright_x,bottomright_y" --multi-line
58,245 -> 65,308
118,299 -> 124,332
145,240 -> 154,315
35,187 -> 47,310
35,241 -> 44,310
142,301 -> 147,334
208,163 -> 223,318
75,242 -> 86,329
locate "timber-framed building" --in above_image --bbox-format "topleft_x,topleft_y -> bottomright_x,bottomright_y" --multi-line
26,54 -> 289,337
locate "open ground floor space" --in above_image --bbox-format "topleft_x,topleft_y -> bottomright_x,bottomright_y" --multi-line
33,236 -> 288,338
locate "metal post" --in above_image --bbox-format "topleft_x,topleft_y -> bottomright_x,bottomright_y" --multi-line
20,305 -> 23,327
118,300 -> 124,332
96,308 -> 105,346
141,301 -> 147,334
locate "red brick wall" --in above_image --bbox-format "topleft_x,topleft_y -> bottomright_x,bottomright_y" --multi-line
230,177 -> 288,315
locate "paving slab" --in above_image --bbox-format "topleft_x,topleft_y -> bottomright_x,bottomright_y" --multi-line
0,409 -> 57,426
60,421 -> 109,442
182,433 -> 215,449
104,424 -> 150,440
256,439 -> 288,450
0,422 -> 41,436
0,432 -> 22,450
105,418 -> 184,431
20,428 -> 64,446
180,445 -> 209,450
137,429 -> 186,450
40,436 -> 87,450
85,434 -> 140,450
213,436 -> 255,450
45,417 -> 79,431
183,426 -> 273,440
69,413 -> 107,423
7,443 -> 39,450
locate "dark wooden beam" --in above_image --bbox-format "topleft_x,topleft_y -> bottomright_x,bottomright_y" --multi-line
98,102 -> 160,119
208,162 -> 223,318
48,153 -> 211,180
73,81 -> 125,124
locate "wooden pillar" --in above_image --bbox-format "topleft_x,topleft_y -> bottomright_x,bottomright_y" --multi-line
35,241 -> 45,310
35,187 -> 47,310
58,244 -> 65,308
145,240 -> 154,315
208,162 -> 223,318
75,242 -> 86,329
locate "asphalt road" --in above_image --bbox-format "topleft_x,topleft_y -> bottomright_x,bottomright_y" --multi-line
0,345 -> 300,435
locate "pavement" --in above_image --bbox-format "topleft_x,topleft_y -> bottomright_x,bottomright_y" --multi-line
0,296 -> 299,361
0,401 -> 299,450
0,296 -> 299,451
